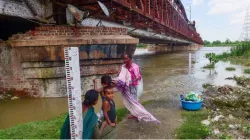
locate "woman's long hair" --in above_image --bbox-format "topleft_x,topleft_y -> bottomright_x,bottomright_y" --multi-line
83,89 -> 99,106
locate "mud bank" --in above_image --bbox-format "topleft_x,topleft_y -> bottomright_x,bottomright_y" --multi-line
202,76 -> 250,139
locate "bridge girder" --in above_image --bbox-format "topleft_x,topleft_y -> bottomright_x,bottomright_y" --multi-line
72,0 -> 202,44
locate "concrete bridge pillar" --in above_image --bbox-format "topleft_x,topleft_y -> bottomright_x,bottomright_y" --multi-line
0,26 -> 138,97
148,44 -> 203,53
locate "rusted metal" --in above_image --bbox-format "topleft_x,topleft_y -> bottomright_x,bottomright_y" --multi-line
71,0 -> 202,44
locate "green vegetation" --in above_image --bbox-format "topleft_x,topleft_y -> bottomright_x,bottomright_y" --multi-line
245,62 -> 250,67
0,113 -> 66,139
136,43 -> 147,48
225,67 -> 236,71
202,83 -> 213,89
203,63 -> 215,69
203,38 -> 239,47
176,109 -> 210,139
0,99 -> 156,139
205,53 -> 219,64
216,41 -> 250,59
203,53 -> 218,69
0,107 -> 130,139
234,76 -> 250,87
116,108 -> 128,122
244,68 -> 250,74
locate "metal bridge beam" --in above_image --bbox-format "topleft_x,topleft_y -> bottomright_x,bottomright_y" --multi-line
80,0 -> 202,44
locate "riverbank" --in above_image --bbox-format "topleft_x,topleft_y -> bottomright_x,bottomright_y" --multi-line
197,43 -> 250,138
205,44 -> 238,47
1,47 -> 249,139
0,107 -> 128,139
201,76 -> 250,139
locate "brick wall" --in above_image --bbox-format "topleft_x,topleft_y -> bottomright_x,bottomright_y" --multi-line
0,26 -> 137,98
10,26 -> 128,40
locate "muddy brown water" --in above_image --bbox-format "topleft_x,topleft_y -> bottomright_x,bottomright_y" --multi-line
0,47 -> 249,130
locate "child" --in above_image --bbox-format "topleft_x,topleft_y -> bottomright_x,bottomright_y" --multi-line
100,86 -> 117,133
93,75 -> 112,98
93,75 -> 113,120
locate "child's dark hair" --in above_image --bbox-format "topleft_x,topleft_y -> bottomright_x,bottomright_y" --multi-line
125,53 -> 133,59
103,86 -> 113,94
101,75 -> 112,86
83,89 -> 99,106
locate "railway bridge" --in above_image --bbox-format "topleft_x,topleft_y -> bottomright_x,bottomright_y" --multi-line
1,0 -> 202,45
0,0 -> 203,97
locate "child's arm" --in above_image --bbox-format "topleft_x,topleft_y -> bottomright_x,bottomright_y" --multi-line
93,79 -> 103,93
103,101 -> 115,127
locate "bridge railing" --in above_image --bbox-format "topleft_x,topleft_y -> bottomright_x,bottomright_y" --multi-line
83,0 -> 202,44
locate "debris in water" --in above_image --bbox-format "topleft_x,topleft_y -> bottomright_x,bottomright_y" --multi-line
11,96 -> 20,100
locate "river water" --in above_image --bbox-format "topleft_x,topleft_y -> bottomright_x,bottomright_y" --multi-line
0,47 -> 249,129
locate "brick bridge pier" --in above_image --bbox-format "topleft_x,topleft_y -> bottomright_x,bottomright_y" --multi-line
0,26 -> 138,97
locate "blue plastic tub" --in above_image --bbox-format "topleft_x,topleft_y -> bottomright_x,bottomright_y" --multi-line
181,100 -> 203,111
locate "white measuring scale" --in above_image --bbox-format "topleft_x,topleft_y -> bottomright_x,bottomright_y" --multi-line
64,47 -> 83,139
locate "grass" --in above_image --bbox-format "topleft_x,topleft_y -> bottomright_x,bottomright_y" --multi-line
176,109 -> 210,139
225,67 -> 236,71
244,68 -> 250,74
216,42 -> 250,59
203,63 -> 215,69
0,99 -> 155,139
0,107 -> 130,139
0,113 -> 67,139
116,108 -> 128,122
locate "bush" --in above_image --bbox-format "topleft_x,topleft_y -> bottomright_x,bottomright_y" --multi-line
205,53 -> 218,64
216,41 -> 250,59
225,67 -> 236,71
230,41 -> 250,57
203,63 -> 215,69
244,69 -> 250,74
203,53 -> 218,69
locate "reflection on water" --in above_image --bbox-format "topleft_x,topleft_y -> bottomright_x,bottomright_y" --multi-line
0,47 -> 249,129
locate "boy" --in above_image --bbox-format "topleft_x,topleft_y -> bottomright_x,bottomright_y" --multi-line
100,86 -> 117,133
93,75 -> 113,120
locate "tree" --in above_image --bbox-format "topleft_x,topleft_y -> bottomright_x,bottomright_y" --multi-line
203,40 -> 210,45
225,38 -> 231,44
234,40 -> 239,44
205,53 -> 218,64
212,40 -> 221,44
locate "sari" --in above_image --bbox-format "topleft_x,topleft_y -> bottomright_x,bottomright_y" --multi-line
116,66 -> 160,124
60,107 -> 99,139
60,107 -> 116,139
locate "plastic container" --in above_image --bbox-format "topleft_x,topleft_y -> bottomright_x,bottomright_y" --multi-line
181,99 -> 203,111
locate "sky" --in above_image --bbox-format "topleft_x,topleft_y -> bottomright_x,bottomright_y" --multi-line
181,0 -> 250,42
